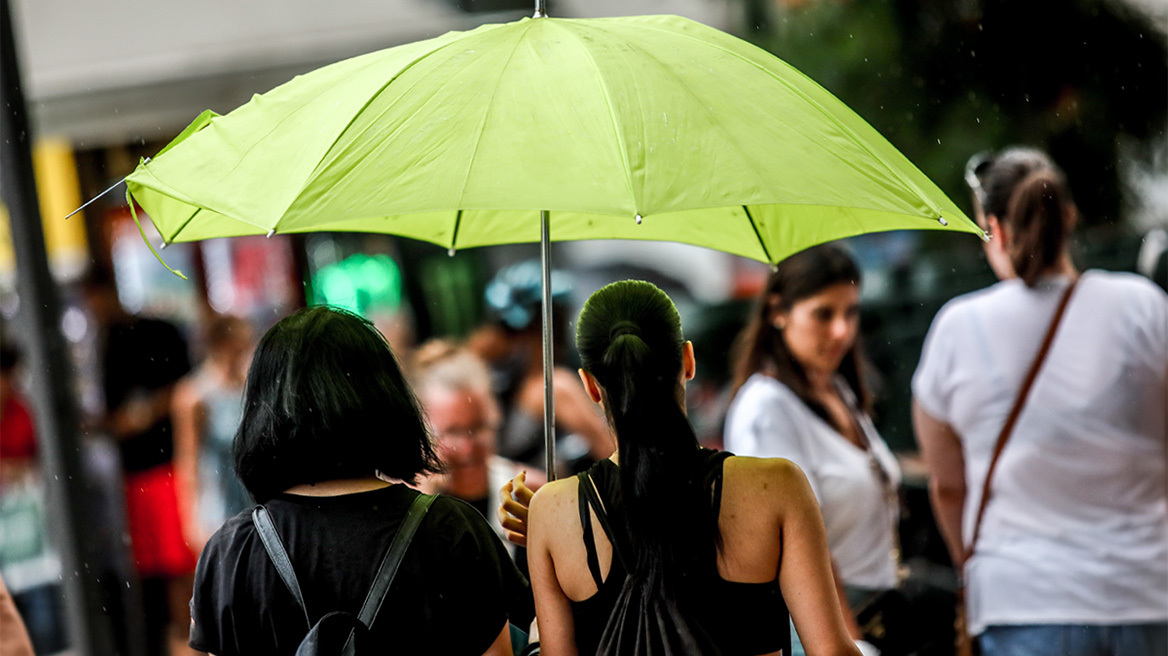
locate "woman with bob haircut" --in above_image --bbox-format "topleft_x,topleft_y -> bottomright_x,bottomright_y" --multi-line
524,280 -> 859,656
914,148 -> 1167,656
189,306 -> 530,656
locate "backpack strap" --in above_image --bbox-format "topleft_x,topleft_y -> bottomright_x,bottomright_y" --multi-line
253,492 -> 437,654
252,505 -> 312,630
354,493 -> 436,629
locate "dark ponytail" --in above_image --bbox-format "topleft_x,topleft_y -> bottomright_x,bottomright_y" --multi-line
968,147 -> 1074,287
1005,171 -> 1072,287
576,281 -> 711,594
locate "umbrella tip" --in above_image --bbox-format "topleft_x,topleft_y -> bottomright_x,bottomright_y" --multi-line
448,247 -> 456,257
937,216 -> 949,227
635,213 -> 643,225
266,228 -> 276,238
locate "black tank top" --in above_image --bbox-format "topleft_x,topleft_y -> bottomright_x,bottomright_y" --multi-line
569,450 -> 791,656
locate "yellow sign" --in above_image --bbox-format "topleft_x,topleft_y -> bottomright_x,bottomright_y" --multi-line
0,138 -> 90,285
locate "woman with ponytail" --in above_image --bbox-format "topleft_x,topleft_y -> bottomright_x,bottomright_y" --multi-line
913,148 -> 1168,656
525,280 -> 859,656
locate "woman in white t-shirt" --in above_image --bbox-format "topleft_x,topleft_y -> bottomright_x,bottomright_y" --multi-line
913,147 -> 1168,656
723,244 -> 902,654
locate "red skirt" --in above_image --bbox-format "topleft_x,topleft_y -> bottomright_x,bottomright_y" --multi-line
124,463 -> 197,577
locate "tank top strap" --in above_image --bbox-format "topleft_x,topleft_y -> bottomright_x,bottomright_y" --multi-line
701,449 -> 734,521
576,472 -> 606,589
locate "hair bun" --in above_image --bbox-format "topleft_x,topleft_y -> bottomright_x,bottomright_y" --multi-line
609,320 -> 641,340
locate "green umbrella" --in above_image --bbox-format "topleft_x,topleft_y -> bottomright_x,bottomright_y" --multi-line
124,10 -> 983,477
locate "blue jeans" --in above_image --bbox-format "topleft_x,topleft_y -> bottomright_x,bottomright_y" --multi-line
980,623 -> 1168,656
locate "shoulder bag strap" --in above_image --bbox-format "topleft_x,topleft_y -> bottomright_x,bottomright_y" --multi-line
964,277 -> 1079,561
251,505 -> 312,629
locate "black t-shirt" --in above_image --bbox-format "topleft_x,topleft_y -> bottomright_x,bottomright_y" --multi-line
190,485 -> 532,656
101,317 -> 191,472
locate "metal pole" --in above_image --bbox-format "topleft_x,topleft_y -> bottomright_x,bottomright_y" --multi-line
540,210 -> 557,480
0,1 -> 113,653
533,0 -> 547,18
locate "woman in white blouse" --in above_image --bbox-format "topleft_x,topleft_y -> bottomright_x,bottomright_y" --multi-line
913,148 -> 1167,656
724,244 -> 900,653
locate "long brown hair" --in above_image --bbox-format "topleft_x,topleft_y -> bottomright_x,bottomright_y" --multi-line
730,244 -> 871,430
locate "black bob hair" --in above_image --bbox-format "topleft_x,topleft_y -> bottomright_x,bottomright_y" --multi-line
234,306 -> 442,501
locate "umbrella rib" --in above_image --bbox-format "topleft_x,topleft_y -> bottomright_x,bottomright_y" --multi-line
556,22 -> 639,212
742,205 -> 773,264
288,29 -> 503,228
450,209 -> 464,251
170,208 -> 203,243
632,20 -> 942,218
577,22 -> 773,197
455,24 -> 532,209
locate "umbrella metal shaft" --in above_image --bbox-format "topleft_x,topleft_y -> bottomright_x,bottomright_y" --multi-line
541,209 -> 557,480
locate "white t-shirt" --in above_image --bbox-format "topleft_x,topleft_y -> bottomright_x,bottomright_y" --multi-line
725,374 -> 901,589
913,271 -> 1168,634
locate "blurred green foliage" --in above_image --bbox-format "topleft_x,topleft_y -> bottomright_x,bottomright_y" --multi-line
744,0 -> 1167,230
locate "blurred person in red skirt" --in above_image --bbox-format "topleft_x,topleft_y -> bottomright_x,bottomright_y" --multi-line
0,343 -> 67,654
84,269 -> 197,656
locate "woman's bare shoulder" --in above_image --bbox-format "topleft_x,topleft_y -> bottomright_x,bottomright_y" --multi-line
529,477 -> 579,520
723,455 -> 812,496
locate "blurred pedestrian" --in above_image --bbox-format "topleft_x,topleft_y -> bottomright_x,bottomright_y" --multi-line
468,260 -> 614,476
190,307 -> 530,655
723,244 -> 908,655
0,343 -> 66,654
525,280 -> 858,656
411,339 -> 545,557
84,269 -> 196,656
913,147 -> 1168,656
172,314 -> 253,551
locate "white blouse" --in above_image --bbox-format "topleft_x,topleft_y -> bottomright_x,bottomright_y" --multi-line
725,373 -> 901,589
913,271 -> 1168,633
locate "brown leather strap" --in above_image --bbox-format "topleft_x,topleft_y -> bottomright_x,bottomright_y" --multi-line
964,276 -> 1080,562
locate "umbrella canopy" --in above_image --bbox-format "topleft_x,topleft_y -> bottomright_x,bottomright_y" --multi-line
125,14 -> 981,263
123,13 -> 984,478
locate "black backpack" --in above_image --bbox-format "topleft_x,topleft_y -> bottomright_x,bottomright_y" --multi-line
251,493 -> 436,656
576,469 -> 725,656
